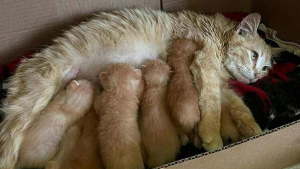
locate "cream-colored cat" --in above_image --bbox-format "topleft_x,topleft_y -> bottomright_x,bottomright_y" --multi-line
140,59 -> 180,168
0,8 -> 270,168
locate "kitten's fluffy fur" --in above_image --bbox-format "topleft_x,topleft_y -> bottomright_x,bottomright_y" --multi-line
0,9 -> 270,168
94,64 -> 144,169
167,39 -> 201,146
17,80 -> 94,168
140,59 -> 180,168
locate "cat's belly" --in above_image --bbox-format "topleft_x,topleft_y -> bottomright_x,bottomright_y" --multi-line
76,40 -> 167,83
49,9 -> 174,83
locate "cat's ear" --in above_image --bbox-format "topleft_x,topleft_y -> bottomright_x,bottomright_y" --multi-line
236,13 -> 261,36
99,72 -> 109,83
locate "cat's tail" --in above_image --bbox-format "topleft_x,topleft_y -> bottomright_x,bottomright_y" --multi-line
0,57 -> 65,169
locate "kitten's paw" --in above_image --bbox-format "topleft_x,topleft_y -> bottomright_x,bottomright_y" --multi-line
65,80 -> 94,116
180,134 -> 189,146
198,123 -> 223,151
238,119 -> 262,139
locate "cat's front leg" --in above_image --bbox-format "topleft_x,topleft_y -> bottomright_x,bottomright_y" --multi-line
190,46 -> 223,151
221,88 -> 262,139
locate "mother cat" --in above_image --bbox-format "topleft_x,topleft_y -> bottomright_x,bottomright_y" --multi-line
0,8 -> 271,168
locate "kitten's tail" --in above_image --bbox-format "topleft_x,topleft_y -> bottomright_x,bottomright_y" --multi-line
0,57 -> 65,169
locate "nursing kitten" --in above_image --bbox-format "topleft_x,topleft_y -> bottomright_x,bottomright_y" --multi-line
94,64 -> 144,169
45,108 -> 103,169
0,9 -> 270,168
17,80 -> 94,168
140,59 -> 180,168
167,38 -> 201,146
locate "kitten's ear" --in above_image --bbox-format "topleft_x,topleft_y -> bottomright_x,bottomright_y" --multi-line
134,69 -> 142,76
236,13 -> 261,36
99,72 -> 109,83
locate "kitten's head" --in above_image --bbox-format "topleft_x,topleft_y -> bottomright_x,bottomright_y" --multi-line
141,59 -> 173,86
225,13 -> 272,84
100,63 -> 142,92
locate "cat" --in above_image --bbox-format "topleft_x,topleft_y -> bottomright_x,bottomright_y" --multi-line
189,13 -> 267,150
94,63 -> 144,169
45,108 -> 103,169
167,38 -> 201,146
0,8 -> 271,168
139,59 -> 180,168
17,79 -> 94,168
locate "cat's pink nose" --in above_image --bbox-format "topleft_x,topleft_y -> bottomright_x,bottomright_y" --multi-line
254,73 -> 260,78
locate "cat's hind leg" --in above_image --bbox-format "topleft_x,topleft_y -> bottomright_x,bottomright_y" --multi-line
17,80 -> 94,168
0,57 -> 80,169
0,58 -> 65,169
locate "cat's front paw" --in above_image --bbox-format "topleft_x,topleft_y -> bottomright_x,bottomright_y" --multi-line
220,123 -> 240,145
65,80 -> 94,116
238,118 -> 262,139
198,122 -> 223,151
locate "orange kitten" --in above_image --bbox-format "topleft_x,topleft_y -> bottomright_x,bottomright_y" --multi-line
18,80 -> 94,168
94,64 -> 144,169
45,108 -> 103,169
140,59 -> 180,168
167,39 -> 201,146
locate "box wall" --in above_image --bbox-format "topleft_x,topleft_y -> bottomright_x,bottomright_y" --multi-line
251,0 -> 300,44
0,0 -> 160,65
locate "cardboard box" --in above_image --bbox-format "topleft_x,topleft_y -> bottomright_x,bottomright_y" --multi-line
1,0 -> 300,168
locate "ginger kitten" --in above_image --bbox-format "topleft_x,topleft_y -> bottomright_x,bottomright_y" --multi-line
140,59 -> 180,168
167,39 -> 201,146
94,63 -> 144,169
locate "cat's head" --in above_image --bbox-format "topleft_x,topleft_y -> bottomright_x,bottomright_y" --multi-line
225,13 -> 272,84
100,63 -> 142,92
141,59 -> 173,86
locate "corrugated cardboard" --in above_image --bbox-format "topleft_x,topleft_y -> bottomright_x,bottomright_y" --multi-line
159,121 -> 300,169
